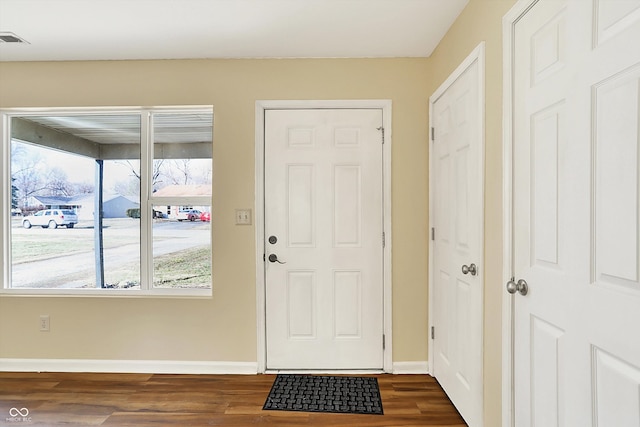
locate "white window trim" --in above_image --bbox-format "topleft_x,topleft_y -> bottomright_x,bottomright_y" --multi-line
0,106 -> 213,297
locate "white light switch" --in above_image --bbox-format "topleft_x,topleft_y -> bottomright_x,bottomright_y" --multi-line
235,209 -> 252,225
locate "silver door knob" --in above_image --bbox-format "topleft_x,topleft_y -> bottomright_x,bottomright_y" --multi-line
462,263 -> 477,276
506,277 -> 528,296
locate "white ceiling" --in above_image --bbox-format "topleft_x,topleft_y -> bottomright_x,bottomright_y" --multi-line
0,0 -> 469,62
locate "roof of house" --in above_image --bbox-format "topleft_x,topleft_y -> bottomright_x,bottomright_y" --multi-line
32,195 -> 78,206
34,194 -> 139,206
152,184 -> 211,197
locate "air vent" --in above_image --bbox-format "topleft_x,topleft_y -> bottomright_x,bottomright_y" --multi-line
0,32 -> 29,43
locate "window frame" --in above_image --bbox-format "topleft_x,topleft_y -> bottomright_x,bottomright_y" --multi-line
0,106 -> 213,297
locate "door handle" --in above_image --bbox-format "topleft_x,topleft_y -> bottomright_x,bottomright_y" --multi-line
462,263 -> 477,276
268,254 -> 286,264
506,277 -> 528,296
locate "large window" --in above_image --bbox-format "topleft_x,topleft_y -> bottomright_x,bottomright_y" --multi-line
1,107 -> 213,295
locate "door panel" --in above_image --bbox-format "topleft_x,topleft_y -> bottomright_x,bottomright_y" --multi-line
287,165 -> 314,247
511,1 -> 640,426
531,104 -> 561,267
593,347 -> 640,427
333,270 -> 362,337
287,271 -> 315,338
264,109 -> 384,370
530,316 -> 564,427
333,165 -> 362,246
594,69 -> 640,288
594,0 -> 640,46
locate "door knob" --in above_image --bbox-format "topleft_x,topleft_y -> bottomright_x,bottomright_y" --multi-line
268,254 -> 286,264
462,263 -> 477,276
506,277 -> 528,296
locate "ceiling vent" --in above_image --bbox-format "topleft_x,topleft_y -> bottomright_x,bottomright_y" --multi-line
0,32 -> 29,43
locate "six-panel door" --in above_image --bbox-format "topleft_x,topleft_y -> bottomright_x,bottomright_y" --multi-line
512,0 -> 640,425
264,109 -> 384,370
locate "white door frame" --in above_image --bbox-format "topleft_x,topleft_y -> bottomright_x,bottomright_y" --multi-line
501,1 -> 539,426
255,99 -> 393,373
428,41 -> 486,422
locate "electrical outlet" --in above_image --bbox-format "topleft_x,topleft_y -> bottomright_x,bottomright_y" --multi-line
39,315 -> 50,332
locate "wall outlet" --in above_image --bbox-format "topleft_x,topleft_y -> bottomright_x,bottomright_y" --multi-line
39,315 -> 50,332
235,209 -> 252,225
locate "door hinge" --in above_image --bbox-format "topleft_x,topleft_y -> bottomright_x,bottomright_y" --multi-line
431,127 -> 435,141
382,334 -> 386,350
382,231 -> 386,248
431,326 -> 435,340
431,227 -> 435,241
377,126 -> 385,144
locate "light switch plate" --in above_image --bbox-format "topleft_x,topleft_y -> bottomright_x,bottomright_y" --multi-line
235,209 -> 252,225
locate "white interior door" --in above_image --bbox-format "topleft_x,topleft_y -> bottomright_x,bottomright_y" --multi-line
511,0 -> 640,425
431,46 -> 484,426
264,108 -> 384,370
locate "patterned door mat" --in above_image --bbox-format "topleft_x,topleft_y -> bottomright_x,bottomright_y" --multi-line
262,374 -> 383,415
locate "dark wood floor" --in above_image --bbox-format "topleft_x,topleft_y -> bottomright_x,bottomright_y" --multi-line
0,372 -> 467,426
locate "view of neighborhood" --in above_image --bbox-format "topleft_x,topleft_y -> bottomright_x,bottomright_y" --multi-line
9,118 -> 213,290
11,216 -> 211,290
11,140 -> 212,219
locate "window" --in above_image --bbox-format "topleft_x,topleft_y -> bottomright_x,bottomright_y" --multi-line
1,107 -> 213,295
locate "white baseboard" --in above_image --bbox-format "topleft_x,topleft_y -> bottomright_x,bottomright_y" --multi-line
392,361 -> 430,374
0,359 -> 428,376
0,358 -> 258,375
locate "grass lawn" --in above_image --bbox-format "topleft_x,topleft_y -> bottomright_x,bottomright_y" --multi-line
9,218 -> 211,289
153,246 -> 211,288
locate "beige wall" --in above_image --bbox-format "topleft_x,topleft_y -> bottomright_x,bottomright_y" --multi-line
426,0 -> 517,425
0,58 -> 431,362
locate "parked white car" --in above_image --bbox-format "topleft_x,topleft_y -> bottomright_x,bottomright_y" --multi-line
22,209 -> 78,229
176,209 -> 202,221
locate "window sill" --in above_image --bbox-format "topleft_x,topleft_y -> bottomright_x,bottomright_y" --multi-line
0,288 -> 212,299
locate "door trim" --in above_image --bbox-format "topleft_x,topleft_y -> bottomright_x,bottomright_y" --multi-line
502,1 -> 539,427
254,99 -> 393,373
428,41 -> 486,424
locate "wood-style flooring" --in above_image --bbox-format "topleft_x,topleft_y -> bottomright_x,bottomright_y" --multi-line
0,372 -> 467,426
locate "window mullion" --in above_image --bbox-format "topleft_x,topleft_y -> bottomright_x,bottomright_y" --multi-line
0,114 -> 9,288
140,111 -> 153,291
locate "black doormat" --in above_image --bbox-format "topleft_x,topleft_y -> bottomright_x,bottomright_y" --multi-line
263,374 -> 383,415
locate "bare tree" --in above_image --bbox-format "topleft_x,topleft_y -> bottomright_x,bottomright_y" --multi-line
44,167 -> 73,197
11,142 -> 46,207
12,141 -> 95,205
158,159 -> 212,187
197,164 -> 212,185
113,178 -> 140,198
163,159 -> 192,185
111,159 -> 165,196
73,182 -> 94,195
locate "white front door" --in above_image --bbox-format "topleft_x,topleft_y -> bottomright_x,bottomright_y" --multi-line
510,0 -> 640,425
264,108 -> 384,370
431,45 -> 484,426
